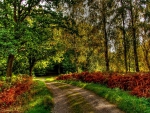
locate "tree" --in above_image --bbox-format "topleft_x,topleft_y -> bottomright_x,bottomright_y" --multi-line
127,0 -> 140,72
117,0 -> 128,72
88,0 -> 117,71
0,0 -> 54,80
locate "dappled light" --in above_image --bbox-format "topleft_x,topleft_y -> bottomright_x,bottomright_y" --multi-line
0,0 -> 150,112
47,82 -> 124,113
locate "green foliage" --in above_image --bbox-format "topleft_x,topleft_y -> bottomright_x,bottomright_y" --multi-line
0,28 -> 16,56
59,80 -> 150,113
34,65 -> 48,76
25,80 -> 53,113
62,51 -> 76,73
13,55 -> 29,74
0,58 -> 7,76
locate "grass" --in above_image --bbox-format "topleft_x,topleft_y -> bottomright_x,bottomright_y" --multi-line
34,76 -> 57,82
58,80 -> 150,113
24,80 -> 53,113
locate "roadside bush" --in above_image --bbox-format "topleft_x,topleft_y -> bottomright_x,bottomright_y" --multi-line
57,72 -> 150,97
0,75 -> 32,108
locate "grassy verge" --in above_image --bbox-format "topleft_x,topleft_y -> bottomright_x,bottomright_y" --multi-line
59,80 -> 150,113
24,80 -> 53,113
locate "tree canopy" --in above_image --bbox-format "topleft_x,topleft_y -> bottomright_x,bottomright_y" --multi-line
0,0 -> 150,79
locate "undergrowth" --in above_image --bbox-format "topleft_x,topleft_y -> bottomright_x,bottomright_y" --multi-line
0,78 -> 53,113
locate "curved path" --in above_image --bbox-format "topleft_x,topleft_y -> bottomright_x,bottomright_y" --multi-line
46,82 -> 124,113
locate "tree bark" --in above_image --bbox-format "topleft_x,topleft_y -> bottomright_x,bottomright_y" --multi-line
121,0 -> 128,72
29,64 -> 35,77
58,63 -> 61,74
6,54 -> 15,82
132,28 -> 139,72
130,1 -> 139,72
29,55 -> 36,76
103,12 -> 109,72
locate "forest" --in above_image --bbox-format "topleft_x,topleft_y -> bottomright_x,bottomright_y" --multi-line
0,0 -> 150,79
0,0 -> 150,112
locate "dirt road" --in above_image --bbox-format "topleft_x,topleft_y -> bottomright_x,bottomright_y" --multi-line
46,82 -> 124,113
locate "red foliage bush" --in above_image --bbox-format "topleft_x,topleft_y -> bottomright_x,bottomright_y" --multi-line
131,86 -> 150,97
84,72 -> 108,84
130,74 -> 150,97
107,75 -> 134,90
57,72 -> 150,98
107,73 -> 150,97
0,76 -> 33,107
73,72 -> 89,81
57,72 -> 108,84
56,74 -> 73,80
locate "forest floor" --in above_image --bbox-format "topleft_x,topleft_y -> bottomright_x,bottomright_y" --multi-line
46,82 -> 124,113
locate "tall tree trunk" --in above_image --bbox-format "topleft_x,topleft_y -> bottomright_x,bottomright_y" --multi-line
132,28 -> 139,72
103,14 -> 109,72
6,54 -> 15,82
130,1 -> 139,72
121,0 -> 128,72
122,23 -> 128,72
29,55 -> 36,76
128,52 -> 131,72
58,63 -> 61,74
29,64 -> 35,77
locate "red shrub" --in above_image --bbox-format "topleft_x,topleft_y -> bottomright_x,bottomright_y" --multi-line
107,75 -> 134,90
0,76 -> 33,108
74,72 -> 87,81
57,72 -> 108,84
56,74 -> 72,80
107,73 -> 150,97
131,85 -> 150,98
56,72 -> 150,98
84,72 -> 108,84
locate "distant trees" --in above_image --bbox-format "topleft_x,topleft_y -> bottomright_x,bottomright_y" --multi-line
53,0 -> 150,72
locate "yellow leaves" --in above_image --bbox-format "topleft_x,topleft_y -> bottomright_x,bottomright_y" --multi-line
78,55 -> 86,63
26,17 -> 33,27
77,22 -> 93,36
53,28 -> 63,37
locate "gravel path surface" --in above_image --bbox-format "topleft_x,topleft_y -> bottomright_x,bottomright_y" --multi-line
46,82 -> 124,113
